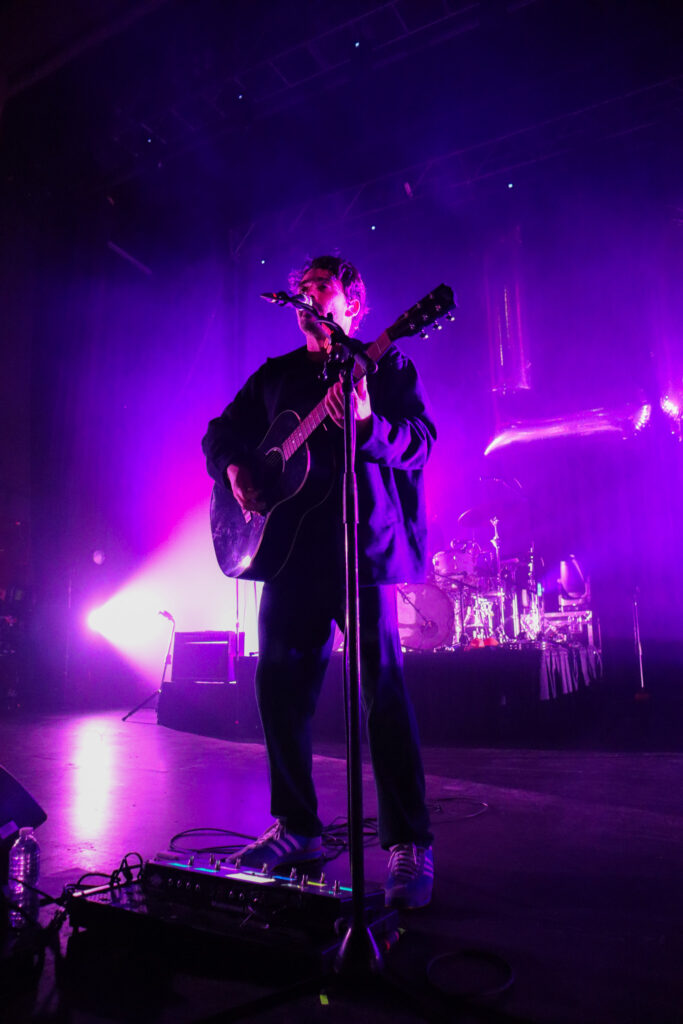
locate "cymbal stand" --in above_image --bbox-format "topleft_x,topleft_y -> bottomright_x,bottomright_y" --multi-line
633,586 -> 645,691
489,516 -> 508,642
490,516 -> 501,576
455,580 -> 471,646
526,544 -> 543,640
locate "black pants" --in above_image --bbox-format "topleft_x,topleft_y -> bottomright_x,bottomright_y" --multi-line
255,578 -> 433,849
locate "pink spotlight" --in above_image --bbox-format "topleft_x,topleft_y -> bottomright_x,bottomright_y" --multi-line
86,503 -> 261,679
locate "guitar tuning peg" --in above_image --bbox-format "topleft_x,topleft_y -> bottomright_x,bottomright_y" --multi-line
434,321 -> 443,331
445,312 -> 455,322
420,330 -> 429,339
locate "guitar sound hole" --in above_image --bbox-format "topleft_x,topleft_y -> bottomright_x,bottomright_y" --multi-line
263,447 -> 285,482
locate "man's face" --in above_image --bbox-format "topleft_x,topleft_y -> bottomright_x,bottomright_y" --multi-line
296,268 -> 359,344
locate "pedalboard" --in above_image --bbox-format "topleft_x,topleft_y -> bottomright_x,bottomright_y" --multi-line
141,850 -> 386,932
65,850 -> 397,972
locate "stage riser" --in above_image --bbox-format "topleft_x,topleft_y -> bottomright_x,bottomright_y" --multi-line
157,648 -> 600,745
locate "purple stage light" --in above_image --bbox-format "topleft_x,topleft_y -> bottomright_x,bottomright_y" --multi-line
634,403 -> 652,432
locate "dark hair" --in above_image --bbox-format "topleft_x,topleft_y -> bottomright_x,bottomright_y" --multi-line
289,255 -> 368,333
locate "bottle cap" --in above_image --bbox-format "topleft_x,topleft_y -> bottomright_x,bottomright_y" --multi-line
18,827 -> 33,837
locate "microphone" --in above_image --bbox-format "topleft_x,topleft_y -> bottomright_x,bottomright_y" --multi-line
158,610 -> 175,623
260,290 -> 313,305
260,290 -> 317,312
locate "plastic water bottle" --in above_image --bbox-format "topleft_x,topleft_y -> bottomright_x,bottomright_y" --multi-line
8,827 -> 40,929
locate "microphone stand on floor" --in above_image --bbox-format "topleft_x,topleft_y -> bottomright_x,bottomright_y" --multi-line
122,613 -> 175,722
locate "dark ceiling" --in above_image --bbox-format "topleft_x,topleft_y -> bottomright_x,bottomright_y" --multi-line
1,0 -> 682,257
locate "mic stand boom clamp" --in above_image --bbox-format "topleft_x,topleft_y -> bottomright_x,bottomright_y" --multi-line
260,291 -> 377,377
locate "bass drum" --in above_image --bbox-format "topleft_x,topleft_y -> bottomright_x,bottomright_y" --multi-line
396,583 -> 455,651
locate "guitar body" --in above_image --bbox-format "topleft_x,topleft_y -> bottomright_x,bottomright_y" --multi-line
210,409 -> 335,580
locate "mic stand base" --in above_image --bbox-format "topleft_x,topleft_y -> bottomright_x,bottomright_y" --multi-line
121,689 -> 161,722
335,920 -> 384,978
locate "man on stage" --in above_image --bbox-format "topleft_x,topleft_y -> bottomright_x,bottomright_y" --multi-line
202,254 -> 436,908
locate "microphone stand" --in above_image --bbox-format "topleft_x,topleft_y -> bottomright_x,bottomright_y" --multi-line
263,291 -> 385,973
122,614 -> 176,722
332,340 -> 383,976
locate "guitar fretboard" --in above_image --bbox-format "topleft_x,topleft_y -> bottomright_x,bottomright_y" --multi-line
280,330 -> 393,462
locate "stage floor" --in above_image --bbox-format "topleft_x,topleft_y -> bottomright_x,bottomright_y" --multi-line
2,709 -> 682,1023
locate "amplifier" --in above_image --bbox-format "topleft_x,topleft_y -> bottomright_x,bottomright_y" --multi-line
171,631 -> 244,683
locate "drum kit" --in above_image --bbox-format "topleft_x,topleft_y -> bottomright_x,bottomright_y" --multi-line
397,499 -> 545,652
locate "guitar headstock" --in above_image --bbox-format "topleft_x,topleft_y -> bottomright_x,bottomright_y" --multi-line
388,284 -> 457,342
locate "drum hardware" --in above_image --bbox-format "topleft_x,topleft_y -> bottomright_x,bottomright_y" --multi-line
430,497 -> 557,649
462,592 -> 495,641
457,503 -> 505,530
543,610 -> 599,650
432,542 -> 481,588
518,544 -> 544,641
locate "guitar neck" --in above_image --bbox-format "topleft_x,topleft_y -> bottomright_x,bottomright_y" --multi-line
282,330 -> 393,461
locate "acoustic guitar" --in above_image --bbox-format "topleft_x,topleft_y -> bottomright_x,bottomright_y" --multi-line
210,284 -> 455,581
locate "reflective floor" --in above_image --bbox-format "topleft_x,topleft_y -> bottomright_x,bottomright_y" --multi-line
2,707 -> 683,1023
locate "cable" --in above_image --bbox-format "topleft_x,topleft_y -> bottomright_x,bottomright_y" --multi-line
426,948 -> 515,1001
63,851 -> 145,899
5,877 -> 63,908
322,813 -> 380,852
169,826 -> 254,855
167,817 -> 381,866
428,795 -> 490,822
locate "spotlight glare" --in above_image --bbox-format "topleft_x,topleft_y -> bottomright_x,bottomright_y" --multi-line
83,504 -> 262,677
660,395 -> 680,419
87,607 -> 105,633
635,403 -> 652,431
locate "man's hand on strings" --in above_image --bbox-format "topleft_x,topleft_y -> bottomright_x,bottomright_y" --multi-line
226,464 -> 267,513
325,377 -> 372,436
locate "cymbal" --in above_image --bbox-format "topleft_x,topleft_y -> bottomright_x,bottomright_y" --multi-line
457,503 -> 505,528
458,476 -> 528,528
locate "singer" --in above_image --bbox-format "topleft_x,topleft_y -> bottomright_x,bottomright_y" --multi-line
201,254 -> 436,908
